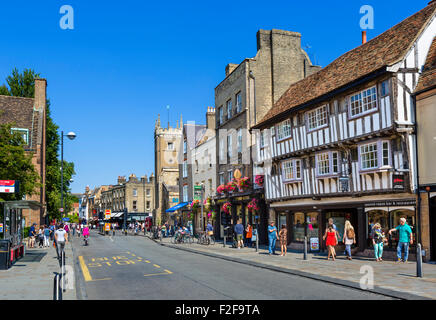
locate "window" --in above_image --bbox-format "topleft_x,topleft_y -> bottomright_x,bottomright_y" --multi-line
349,86 -> 377,117
307,105 -> 328,131
316,151 -> 340,176
237,129 -> 242,153
168,142 -> 174,150
381,80 -> 390,97
146,189 -> 150,196
227,100 -> 232,119
219,173 -> 224,186
227,170 -> 233,182
182,161 -> 188,177
281,159 -> 302,181
133,201 -> 137,210
260,130 -> 268,148
11,128 -> 29,144
227,134 -> 232,158
183,185 -> 188,202
219,138 -> 225,162
236,92 -> 242,113
146,201 -> 150,210
276,119 -> 292,140
183,140 -> 187,153
132,189 -> 137,197
358,140 -> 391,171
219,107 -> 223,125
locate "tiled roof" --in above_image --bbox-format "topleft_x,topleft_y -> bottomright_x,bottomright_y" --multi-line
255,2 -> 436,128
415,36 -> 436,93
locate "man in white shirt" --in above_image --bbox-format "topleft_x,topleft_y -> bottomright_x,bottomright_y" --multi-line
55,224 -> 68,257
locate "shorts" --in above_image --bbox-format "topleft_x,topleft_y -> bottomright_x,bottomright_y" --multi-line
236,234 -> 243,241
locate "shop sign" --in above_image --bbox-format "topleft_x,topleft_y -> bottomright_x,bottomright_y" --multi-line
393,173 -> 405,190
0,180 -> 18,193
105,223 -> 111,231
194,186 -> 202,201
105,209 -> 111,220
364,199 -> 416,207
310,237 -> 319,251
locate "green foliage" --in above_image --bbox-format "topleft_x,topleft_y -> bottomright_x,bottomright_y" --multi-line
0,84 -> 10,96
0,124 -> 40,201
6,68 -> 40,98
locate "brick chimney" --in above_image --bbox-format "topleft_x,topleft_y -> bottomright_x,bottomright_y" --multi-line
206,106 -> 216,131
117,176 -> 126,184
34,78 -> 46,111
362,31 -> 367,44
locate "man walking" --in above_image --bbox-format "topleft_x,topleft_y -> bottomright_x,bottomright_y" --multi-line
267,221 -> 278,255
389,217 -> 413,262
55,224 -> 68,258
234,219 -> 244,249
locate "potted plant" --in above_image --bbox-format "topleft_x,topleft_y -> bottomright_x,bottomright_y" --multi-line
216,184 -> 226,195
190,199 -> 200,212
247,198 -> 259,212
255,175 -> 264,187
222,202 -> 232,215
237,176 -> 251,191
226,180 -> 237,193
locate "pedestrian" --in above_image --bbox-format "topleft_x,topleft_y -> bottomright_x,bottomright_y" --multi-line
388,217 -> 413,262
77,224 -> 81,237
267,221 -> 278,255
234,219 -> 244,249
161,223 -> 166,238
43,225 -> 51,248
278,224 -> 288,256
372,223 -> 385,262
54,224 -> 68,257
64,223 -> 69,235
28,223 -> 36,248
343,220 -> 356,260
38,226 -> 44,248
49,223 -> 55,241
328,218 -> 337,231
245,223 -> 252,248
72,223 -> 76,237
323,224 -> 338,261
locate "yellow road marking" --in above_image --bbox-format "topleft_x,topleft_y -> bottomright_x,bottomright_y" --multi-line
79,256 -> 93,282
145,260 -> 150,263
153,264 -> 161,268
144,272 -> 171,277
164,269 -> 173,274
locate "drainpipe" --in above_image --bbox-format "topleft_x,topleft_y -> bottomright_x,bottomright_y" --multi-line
412,94 -> 421,246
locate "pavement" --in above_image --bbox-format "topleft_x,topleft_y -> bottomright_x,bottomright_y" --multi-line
0,238 -> 77,300
73,230 -> 394,300
146,232 -> 436,300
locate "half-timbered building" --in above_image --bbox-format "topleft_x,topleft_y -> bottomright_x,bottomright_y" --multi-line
252,2 -> 436,258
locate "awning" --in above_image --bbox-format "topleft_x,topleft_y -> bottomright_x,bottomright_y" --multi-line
112,212 -> 124,218
165,202 -> 189,213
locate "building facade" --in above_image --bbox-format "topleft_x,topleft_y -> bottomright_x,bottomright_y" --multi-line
0,78 -> 47,226
214,29 -> 320,243
154,115 -> 183,225
253,3 -> 436,258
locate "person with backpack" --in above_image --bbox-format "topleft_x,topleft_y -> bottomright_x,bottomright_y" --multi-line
43,225 -> 51,248
371,223 -> 385,262
343,220 -> 356,260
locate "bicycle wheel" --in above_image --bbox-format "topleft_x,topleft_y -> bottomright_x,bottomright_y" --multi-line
210,236 -> 215,245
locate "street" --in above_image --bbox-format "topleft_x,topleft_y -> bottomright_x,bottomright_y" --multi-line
71,231 -> 394,300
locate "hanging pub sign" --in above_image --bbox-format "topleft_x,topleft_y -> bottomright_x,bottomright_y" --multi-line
0,180 -> 19,193
392,173 -> 405,190
338,176 -> 349,192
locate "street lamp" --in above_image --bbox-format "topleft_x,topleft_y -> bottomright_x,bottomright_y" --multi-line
61,130 -> 76,218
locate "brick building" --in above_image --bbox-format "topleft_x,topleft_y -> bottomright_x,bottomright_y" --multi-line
0,78 -> 47,226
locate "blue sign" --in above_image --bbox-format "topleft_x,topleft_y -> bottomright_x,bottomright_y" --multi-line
62,217 -> 70,221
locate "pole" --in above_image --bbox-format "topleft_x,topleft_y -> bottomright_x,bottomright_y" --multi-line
256,227 -> 259,252
304,236 -> 308,260
201,185 -> 204,232
223,227 -> 226,248
417,243 -> 423,278
61,131 -> 64,218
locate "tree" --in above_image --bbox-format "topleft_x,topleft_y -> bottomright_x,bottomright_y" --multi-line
0,68 -> 76,220
0,124 -> 40,201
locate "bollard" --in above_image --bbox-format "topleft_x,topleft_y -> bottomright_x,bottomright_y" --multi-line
304,236 -> 308,260
223,229 -> 226,248
417,243 -> 423,278
256,230 -> 259,253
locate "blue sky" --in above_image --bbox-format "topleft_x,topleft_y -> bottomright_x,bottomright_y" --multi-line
0,0 -> 429,193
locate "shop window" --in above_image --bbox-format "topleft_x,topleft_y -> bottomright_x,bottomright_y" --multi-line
293,212 -> 305,242
306,212 -> 319,240
391,209 -> 416,248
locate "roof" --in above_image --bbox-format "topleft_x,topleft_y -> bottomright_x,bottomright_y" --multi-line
183,123 -> 207,150
415,36 -> 436,93
255,2 -> 436,128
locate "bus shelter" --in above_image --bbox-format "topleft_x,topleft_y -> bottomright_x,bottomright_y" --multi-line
0,201 -> 42,268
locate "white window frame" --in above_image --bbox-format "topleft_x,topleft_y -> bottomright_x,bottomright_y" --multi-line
227,100 -> 232,120
306,105 -> 328,131
281,159 -> 303,182
219,107 -> 223,125
227,134 -> 232,158
358,140 -> 391,172
227,170 -> 233,183
315,151 -> 340,177
132,189 -> 137,197
276,119 -> 292,141
219,173 -> 224,186
183,140 -> 187,153
11,128 -> 29,144
349,86 -> 378,118
236,92 -> 242,113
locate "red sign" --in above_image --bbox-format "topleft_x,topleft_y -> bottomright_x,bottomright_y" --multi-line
0,180 -> 16,193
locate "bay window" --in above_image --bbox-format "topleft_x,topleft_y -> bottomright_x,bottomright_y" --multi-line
276,119 -> 292,141
358,140 -> 391,171
316,151 -> 339,177
281,159 -> 302,182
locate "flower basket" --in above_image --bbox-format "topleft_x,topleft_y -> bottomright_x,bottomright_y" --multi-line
225,180 -> 237,193
255,175 -> 264,187
247,198 -> 259,212
190,199 -> 200,212
216,184 -> 226,195
237,176 -> 251,191
222,202 -> 232,215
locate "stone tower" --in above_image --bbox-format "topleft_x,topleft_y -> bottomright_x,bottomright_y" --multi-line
154,114 -> 183,225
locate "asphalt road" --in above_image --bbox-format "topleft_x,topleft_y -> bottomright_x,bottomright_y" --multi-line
71,230 -> 394,300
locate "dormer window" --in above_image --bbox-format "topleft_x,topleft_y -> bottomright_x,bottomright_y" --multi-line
306,105 -> 328,131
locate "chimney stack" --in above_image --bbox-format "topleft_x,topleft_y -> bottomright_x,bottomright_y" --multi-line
362,31 -> 367,44
34,78 -> 46,111
206,106 -> 216,131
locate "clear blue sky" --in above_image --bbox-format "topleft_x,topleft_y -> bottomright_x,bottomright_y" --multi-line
0,0 -> 429,193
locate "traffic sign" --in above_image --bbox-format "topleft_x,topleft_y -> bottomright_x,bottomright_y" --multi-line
0,180 -> 18,193
59,208 -> 64,212
62,217 -> 70,222
105,223 -> 111,231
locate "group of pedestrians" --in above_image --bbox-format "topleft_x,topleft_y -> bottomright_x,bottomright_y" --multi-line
28,223 -> 54,248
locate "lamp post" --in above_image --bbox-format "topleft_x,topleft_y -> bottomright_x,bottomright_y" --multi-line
61,131 -> 76,218
200,183 -> 205,232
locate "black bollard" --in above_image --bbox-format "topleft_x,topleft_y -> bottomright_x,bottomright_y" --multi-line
417,243 -> 423,278
304,236 -> 308,260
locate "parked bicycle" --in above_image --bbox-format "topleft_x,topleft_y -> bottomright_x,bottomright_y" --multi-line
197,231 -> 215,245
171,230 -> 193,244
